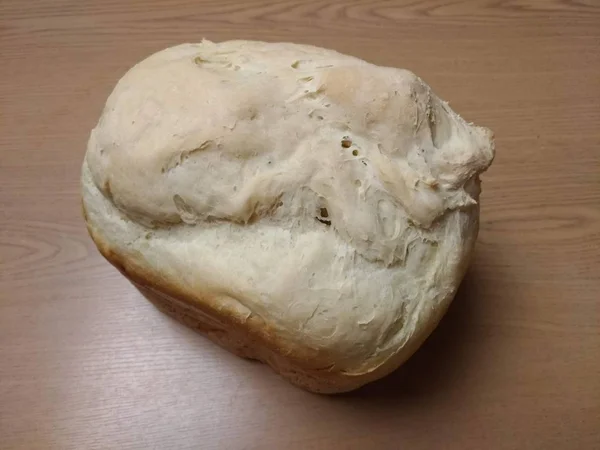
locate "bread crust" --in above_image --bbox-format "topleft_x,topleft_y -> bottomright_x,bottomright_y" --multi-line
84,202 -> 454,393
81,40 -> 493,393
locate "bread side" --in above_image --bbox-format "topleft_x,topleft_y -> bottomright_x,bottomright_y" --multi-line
82,40 -> 494,392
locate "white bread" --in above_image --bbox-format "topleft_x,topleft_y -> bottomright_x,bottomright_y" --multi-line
82,40 -> 494,393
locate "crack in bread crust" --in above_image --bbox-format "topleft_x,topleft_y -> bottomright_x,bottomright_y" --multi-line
81,40 -> 493,393
84,201 -> 452,393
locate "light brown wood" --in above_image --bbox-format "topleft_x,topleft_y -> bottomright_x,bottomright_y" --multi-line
1,0 -> 599,448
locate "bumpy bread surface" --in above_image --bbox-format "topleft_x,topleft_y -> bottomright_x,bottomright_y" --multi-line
82,40 -> 494,393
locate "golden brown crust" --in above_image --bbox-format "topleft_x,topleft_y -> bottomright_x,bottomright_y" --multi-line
85,205 -> 361,392
84,200 -> 450,393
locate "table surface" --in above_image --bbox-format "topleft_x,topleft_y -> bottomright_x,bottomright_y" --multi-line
1,1 -> 599,449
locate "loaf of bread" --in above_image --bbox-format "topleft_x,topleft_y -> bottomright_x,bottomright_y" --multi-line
82,40 -> 494,393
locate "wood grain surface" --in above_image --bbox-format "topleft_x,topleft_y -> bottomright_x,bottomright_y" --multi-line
1,0 -> 599,449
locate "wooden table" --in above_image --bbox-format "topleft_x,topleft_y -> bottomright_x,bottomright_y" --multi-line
1,1 -> 599,449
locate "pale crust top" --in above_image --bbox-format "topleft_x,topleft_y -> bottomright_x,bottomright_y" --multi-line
83,40 -> 494,375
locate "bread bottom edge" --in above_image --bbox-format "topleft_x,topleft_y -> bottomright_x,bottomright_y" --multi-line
83,196 -> 455,394
133,280 -> 372,394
